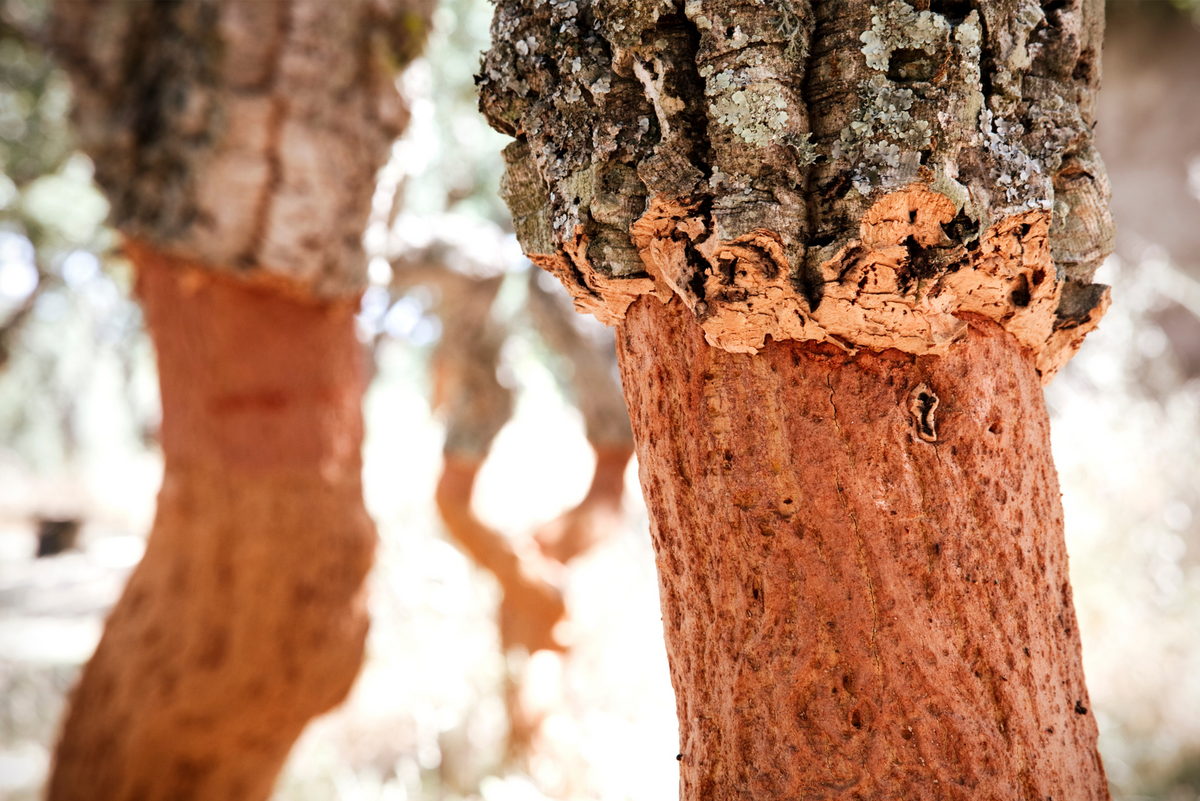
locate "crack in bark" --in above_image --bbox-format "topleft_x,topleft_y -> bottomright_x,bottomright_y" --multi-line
242,2 -> 291,270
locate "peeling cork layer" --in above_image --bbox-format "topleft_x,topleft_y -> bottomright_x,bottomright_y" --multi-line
528,184 -> 1108,383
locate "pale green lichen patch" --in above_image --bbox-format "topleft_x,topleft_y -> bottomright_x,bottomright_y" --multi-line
860,1 -> 950,72
784,132 -> 817,167
707,72 -> 791,147
834,74 -> 931,192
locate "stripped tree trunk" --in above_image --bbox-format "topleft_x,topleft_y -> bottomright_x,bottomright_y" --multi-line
480,0 -> 1115,796
46,2 -> 430,798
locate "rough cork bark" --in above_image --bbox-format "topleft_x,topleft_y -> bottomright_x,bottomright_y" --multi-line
47,2 -> 431,798
480,0 -> 1114,795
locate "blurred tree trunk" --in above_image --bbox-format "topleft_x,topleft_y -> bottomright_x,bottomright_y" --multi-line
481,0 -> 1115,797
389,239 -> 637,759
46,2 -> 430,799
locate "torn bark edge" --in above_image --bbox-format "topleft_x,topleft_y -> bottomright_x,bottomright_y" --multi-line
123,237 -> 364,310
522,184 -> 1110,383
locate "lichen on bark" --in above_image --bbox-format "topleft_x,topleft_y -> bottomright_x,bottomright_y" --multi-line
478,0 -> 1115,380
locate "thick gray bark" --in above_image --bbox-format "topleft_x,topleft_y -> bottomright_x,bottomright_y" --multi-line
480,0 -> 1113,374
53,0 -> 430,297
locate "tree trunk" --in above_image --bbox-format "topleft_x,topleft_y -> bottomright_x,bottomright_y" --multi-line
620,296 -> 1104,798
48,243 -> 375,800
480,0 -> 1115,796
46,2 -> 430,798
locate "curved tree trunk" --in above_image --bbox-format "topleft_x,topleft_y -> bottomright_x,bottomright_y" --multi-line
49,244 -> 375,800
46,2 -> 431,798
480,0 -> 1115,796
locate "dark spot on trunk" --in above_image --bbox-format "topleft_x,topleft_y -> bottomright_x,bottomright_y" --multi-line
1011,273 -> 1031,308
943,208 -> 979,248
929,0 -> 974,24
888,49 -> 938,82
902,237 -> 941,281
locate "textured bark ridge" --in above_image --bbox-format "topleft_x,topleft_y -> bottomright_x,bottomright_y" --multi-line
53,0 -> 430,297
619,297 -> 1107,799
479,0 -> 1114,380
48,245 -> 375,800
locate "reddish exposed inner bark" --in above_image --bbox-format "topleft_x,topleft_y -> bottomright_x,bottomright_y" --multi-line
618,296 -> 1108,800
48,242 -> 375,801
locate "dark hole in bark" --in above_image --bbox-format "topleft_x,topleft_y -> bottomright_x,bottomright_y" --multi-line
910,383 -> 939,442
934,543 -> 941,555
684,252 -> 709,312
943,208 -> 979,248
1011,273 -> 1031,308
989,421 -> 1003,435
902,237 -> 941,280
1074,701 -> 1088,715
726,25 -> 735,37
887,49 -> 937,82
842,674 -> 852,691
851,710 -> 863,728
901,727 -> 913,740
1072,48 -> 1096,82
929,0 -> 973,24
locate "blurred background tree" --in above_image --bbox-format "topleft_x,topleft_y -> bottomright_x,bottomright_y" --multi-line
0,0 -> 1198,799
0,0 -> 150,478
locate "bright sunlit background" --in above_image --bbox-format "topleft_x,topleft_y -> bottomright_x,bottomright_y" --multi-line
0,1 -> 1198,799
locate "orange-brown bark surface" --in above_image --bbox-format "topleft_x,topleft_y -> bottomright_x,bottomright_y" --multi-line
48,242 -> 375,801
618,296 -> 1106,799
